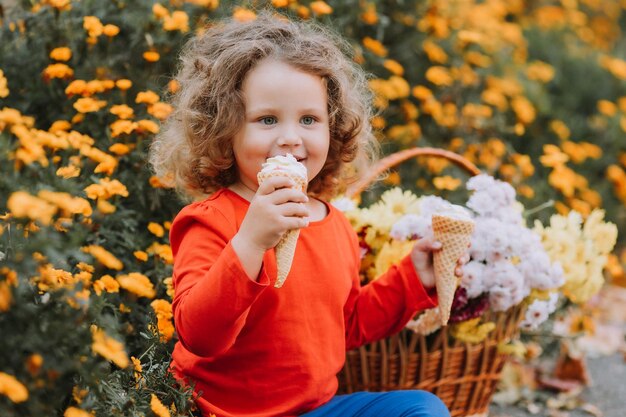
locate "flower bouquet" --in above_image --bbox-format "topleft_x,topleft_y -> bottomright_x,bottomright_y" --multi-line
333,171 -> 569,417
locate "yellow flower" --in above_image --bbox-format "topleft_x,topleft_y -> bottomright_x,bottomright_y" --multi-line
64,407 -> 94,417
450,318 -> 496,343
0,70 -> 8,98
82,245 -> 124,270
374,240 -> 414,278
102,24 -> 120,37
310,1 -> 333,15
143,51 -> 160,62
148,222 -> 165,237
7,191 -> 57,225
42,63 -> 74,80
425,66 -> 453,86
151,394 -> 171,417
233,7 -> 256,22
109,104 -> 134,119
136,90 -> 160,104
91,326 -> 130,368
115,79 -> 132,90
0,372 -> 28,403
93,275 -> 120,296
73,97 -> 107,113
362,37 -> 387,57
151,299 -> 175,342
117,272 -> 156,298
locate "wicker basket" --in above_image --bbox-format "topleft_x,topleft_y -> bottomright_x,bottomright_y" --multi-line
338,147 -> 526,417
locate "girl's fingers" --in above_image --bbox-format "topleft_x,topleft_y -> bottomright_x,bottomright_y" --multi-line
256,176 -> 297,195
279,202 -> 310,219
268,187 -> 308,204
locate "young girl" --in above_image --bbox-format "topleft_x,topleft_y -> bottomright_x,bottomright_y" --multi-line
150,12 -> 464,417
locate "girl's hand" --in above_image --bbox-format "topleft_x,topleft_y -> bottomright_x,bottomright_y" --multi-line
232,176 -> 310,278
410,237 -> 470,288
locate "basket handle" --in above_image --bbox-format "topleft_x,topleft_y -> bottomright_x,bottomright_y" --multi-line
346,147 -> 481,199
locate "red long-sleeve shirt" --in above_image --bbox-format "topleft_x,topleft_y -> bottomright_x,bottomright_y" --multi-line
169,189 -> 437,417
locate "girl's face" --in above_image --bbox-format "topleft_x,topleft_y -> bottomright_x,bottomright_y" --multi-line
232,59 -> 330,192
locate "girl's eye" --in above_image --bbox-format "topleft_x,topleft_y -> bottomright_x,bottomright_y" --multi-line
259,116 -> 277,125
301,116 -> 315,125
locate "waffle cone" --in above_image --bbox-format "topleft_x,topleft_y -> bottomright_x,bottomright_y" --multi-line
432,214 -> 474,325
256,170 -> 307,288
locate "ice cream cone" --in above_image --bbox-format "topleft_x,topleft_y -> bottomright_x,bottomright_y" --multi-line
432,214 -> 474,325
257,158 -> 307,288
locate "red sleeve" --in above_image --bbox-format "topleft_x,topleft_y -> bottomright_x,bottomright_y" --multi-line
343,254 -> 438,351
169,203 -> 271,357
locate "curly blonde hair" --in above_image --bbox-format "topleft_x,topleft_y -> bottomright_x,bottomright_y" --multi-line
150,12 -> 379,201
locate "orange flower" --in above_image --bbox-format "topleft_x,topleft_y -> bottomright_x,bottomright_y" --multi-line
511,96 -> 536,124
108,143 -> 131,156
83,16 -> 103,38
550,119 -> 570,140
134,251 -> 149,262
383,60 -> 404,76
0,282 -> 11,312
433,176 -> 461,191
233,7 -> 256,22
115,79 -> 132,91
151,394 -> 171,417
526,61 -> 555,83
540,144 -> 569,168
152,3 -> 170,19
151,299 -> 174,342
73,97 -> 107,113
117,272 -> 156,298
7,191 -> 57,225
92,275 -> 120,296
168,80 -> 180,94
0,70 -> 8,98
42,63 -> 74,80
425,66 -> 453,87
272,0 -> 289,7
102,24 -> 120,37
597,100 -> 617,116
84,178 -> 129,200
143,51 -> 160,62
163,11 -> 189,32
599,55 -> 626,80
82,245 -> 124,270
360,3 -> 378,25
110,119 -> 138,137
148,222 -> 165,237
362,37 -> 387,57
135,90 -> 160,104
91,326 -> 129,368
49,120 -> 72,133
422,40 -> 448,64
64,407 -> 94,417
310,1 -> 333,15
137,119 -> 160,134
0,372 -> 28,403
49,47 -> 72,62
109,104 -> 134,119
148,102 -> 173,120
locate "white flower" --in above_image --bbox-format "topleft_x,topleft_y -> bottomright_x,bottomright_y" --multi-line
331,196 -> 357,212
520,293 -> 559,330
390,214 -> 431,241
460,260 -> 486,298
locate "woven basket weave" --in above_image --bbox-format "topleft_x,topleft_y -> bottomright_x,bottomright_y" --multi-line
338,147 -> 525,417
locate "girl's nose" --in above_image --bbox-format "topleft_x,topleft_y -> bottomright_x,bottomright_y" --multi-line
276,125 -> 302,147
